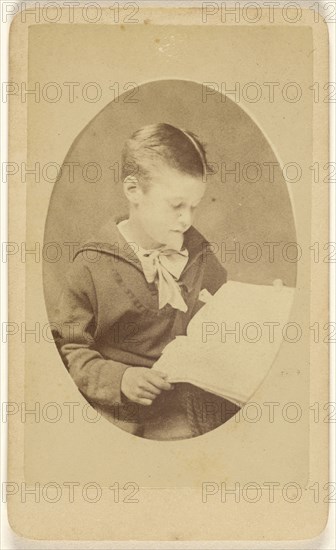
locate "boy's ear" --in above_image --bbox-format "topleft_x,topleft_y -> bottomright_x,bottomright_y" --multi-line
123,175 -> 142,204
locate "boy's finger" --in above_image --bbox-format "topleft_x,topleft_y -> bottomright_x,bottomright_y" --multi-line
146,372 -> 172,390
137,397 -> 153,406
139,389 -> 159,400
151,369 -> 168,379
142,382 -> 161,396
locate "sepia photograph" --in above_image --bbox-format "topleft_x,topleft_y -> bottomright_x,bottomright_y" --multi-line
2,1 -> 332,544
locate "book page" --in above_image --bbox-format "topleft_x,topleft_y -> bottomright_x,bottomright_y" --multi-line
153,281 -> 295,404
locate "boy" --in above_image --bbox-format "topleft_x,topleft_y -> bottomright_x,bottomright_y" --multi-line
55,123 -> 238,439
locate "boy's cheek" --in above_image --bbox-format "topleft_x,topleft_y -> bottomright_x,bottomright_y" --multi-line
155,212 -> 170,228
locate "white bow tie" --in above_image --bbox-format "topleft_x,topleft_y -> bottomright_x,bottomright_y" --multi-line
140,247 -> 189,312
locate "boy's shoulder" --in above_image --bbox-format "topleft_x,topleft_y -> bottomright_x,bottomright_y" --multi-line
73,217 -> 137,264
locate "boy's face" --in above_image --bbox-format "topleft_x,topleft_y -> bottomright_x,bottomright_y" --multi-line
128,166 -> 206,249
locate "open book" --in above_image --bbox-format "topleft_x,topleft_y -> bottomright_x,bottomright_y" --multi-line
152,281 -> 295,406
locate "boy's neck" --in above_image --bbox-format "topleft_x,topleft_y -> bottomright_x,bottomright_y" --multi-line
121,216 -> 162,250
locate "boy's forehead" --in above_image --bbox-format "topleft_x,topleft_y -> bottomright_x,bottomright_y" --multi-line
150,167 -> 206,198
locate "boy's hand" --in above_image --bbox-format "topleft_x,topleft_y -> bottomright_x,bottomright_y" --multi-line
121,367 -> 173,406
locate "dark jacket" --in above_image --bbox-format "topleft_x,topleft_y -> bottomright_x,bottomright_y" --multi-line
54,218 -> 237,439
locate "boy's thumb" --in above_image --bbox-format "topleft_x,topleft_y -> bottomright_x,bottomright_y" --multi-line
153,369 -> 168,379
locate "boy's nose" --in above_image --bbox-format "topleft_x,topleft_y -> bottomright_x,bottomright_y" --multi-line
178,210 -> 192,231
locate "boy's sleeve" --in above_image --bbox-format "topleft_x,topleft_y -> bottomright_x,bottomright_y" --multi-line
54,260 -> 130,408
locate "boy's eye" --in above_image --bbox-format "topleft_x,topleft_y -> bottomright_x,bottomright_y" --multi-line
170,203 -> 199,211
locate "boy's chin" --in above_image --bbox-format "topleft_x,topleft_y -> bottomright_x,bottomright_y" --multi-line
163,231 -> 184,250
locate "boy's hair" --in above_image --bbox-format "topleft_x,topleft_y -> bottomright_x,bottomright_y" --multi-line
121,123 -> 209,189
